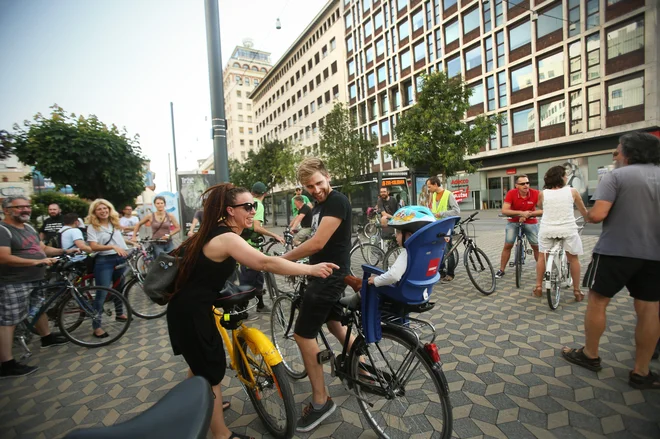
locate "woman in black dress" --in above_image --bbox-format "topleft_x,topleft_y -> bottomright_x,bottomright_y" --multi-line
167,183 -> 337,439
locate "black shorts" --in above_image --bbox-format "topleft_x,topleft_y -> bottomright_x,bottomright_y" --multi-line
294,272 -> 346,339
585,253 -> 660,302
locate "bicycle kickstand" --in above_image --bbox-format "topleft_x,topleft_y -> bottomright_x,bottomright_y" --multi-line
17,336 -> 32,361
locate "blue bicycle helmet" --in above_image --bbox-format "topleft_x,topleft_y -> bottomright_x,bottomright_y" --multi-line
388,206 -> 435,235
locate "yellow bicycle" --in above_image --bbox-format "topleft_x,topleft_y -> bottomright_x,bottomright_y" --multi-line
212,284 -> 296,439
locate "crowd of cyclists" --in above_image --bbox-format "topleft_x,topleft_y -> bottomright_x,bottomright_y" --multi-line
1,132 -> 659,438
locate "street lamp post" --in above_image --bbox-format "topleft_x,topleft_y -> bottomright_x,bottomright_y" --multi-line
204,0 -> 230,184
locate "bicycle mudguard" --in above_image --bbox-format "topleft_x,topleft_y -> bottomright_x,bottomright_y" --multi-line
236,326 -> 283,367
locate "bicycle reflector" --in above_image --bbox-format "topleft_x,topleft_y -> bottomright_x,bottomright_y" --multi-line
424,343 -> 441,363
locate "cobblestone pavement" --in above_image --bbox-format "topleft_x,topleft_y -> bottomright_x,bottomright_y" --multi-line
1,229 -> 659,439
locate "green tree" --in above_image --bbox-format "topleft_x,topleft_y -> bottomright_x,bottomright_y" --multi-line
3,105 -> 145,208
388,71 -> 500,181
228,158 -> 256,189
30,192 -> 90,227
320,102 -> 378,195
0,130 -> 13,160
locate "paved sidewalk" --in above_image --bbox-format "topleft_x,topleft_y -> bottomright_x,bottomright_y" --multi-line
1,231 -> 659,438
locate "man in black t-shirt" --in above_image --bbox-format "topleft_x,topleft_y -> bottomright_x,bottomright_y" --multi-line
376,187 -> 399,229
283,158 -> 352,433
290,195 -> 313,245
39,203 -> 63,247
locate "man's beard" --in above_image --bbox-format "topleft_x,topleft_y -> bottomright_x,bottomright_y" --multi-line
13,213 -> 30,223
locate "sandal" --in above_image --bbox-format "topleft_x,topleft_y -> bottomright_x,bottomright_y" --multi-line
532,286 -> 542,297
573,289 -> 584,302
561,347 -> 602,372
223,400 -> 231,411
229,432 -> 254,439
629,370 -> 660,390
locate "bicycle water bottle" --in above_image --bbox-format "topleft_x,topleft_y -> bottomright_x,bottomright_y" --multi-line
28,297 -> 45,320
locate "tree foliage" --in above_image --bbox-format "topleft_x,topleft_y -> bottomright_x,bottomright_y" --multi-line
389,71 -> 500,180
30,192 -> 90,226
229,140 -> 299,190
3,105 -> 145,208
0,130 -> 13,160
320,102 -> 378,194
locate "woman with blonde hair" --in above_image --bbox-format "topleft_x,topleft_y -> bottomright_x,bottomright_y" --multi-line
87,199 -> 130,337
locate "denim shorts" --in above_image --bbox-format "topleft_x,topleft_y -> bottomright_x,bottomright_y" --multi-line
505,222 -> 538,246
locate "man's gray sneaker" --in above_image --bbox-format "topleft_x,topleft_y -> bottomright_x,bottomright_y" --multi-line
495,270 -> 505,278
0,361 -> 38,379
41,333 -> 69,349
296,397 -> 336,432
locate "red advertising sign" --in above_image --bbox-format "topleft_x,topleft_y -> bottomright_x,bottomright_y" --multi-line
426,258 -> 441,276
506,168 -> 517,175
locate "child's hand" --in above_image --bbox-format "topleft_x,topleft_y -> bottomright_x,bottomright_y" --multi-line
444,236 -> 450,243
367,275 -> 376,285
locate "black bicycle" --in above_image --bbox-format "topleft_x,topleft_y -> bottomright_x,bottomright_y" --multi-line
270,277 -> 453,439
511,220 -> 533,289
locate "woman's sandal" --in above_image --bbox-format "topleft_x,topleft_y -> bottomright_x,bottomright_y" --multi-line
561,347 -> 602,371
229,432 -> 254,439
223,400 -> 231,411
532,286 -> 543,297
629,370 -> 660,390
573,289 -> 585,302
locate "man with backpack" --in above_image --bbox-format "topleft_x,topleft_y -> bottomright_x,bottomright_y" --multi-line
239,182 -> 285,313
59,213 -> 92,253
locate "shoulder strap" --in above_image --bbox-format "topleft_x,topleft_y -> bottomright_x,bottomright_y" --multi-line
103,225 -> 115,246
0,224 -> 11,240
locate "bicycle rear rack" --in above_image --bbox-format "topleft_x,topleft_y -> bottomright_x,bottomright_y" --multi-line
381,313 -> 437,344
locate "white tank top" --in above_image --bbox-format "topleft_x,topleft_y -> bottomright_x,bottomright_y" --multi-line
540,186 -> 577,238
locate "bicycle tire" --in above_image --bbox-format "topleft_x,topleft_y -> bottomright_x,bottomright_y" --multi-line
449,247 -> 460,272
383,246 -> 403,271
349,325 -> 453,439
464,246 -> 496,295
349,243 -> 385,278
264,272 -> 279,303
546,255 -> 561,310
123,277 -> 167,319
57,286 -> 132,348
270,295 -> 307,379
515,239 -> 523,288
236,337 -> 296,439
135,253 -> 151,276
363,222 -> 377,240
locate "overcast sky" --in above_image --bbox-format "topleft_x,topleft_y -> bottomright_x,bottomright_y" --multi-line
0,0 -> 329,192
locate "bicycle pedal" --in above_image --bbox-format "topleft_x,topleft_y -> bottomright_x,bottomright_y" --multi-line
508,262 -> 515,267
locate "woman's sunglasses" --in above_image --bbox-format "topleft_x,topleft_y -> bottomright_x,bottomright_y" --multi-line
230,202 -> 256,212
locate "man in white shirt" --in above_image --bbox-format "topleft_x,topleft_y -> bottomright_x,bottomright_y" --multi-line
59,213 -> 92,253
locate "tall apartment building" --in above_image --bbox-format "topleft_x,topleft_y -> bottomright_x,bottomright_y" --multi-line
344,0 -> 658,209
199,41 -> 271,171
252,0 -> 348,158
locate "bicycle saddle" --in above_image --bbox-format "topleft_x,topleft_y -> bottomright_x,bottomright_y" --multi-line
339,292 -> 360,311
215,283 -> 257,308
63,376 -> 213,439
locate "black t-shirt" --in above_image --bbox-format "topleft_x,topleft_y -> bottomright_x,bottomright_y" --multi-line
299,204 -> 312,228
310,190 -> 351,271
377,197 -> 399,215
40,215 -> 63,246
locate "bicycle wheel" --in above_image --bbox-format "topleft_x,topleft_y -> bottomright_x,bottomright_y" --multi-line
349,325 -> 453,439
546,255 -> 561,310
270,295 -> 307,379
350,244 -> 385,278
363,222 -> 377,240
515,240 -> 523,288
464,246 -> 496,295
449,247 -> 459,273
384,246 -> 403,270
264,272 -> 280,303
236,336 -> 296,439
123,277 -> 167,319
264,240 -> 291,256
58,286 -> 132,348
136,253 -> 151,276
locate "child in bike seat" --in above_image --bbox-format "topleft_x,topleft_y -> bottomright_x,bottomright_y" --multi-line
368,206 -> 436,287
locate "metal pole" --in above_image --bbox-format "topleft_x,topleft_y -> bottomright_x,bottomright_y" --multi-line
204,0 -> 230,183
170,102 -> 179,193
167,153 -> 172,192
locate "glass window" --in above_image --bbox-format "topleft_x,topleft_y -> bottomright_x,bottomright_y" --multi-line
401,49 -> 411,70
443,0 -> 456,10
347,35 -> 354,52
414,41 -> 426,62
608,76 -> 644,111
539,99 -> 565,127
404,81 -> 414,105
586,0 -> 599,29
363,0 -> 370,13
485,37 -> 493,72
428,34 -> 435,62
376,38 -> 385,57
463,8 -> 480,35
568,0 -> 580,37
399,19 -> 410,40
495,0 -> 504,27
538,52 -> 564,83
365,19 -> 373,38
607,17 -> 644,60
496,31 -> 505,67
469,82 -> 484,106
512,107 -> 535,133
569,42 -> 581,86
381,93 -> 389,114
349,84 -> 357,99
509,20 -> 531,51
393,88 -> 401,109
348,60 -> 355,76
434,0 -> 440,24
374,11 -> 383,29
435,29 -> 443,58
447,56 -> 461,77
346,11 -> 353,29
487,76 -> 496,111
586,33 -> 600,81
465,45 -> 482,71
413,9 -> 424,32
498,71 -> 507,107
445,21 -> 459,44
500,113 -> 509,147
570,90 -> 583,134
367,72 -> 376,89
510,64 -> 533,92
381,119 -> 390,136
330,38 -> 336,51
398,0 -> 408,11
483,0 -> 492,33
366,47 -> 374,64
378,64 -> 387,82
587,86 -> 601,130
537,4 -> 563,38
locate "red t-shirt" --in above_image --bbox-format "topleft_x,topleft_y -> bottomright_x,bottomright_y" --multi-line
504,189 -> 539,224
